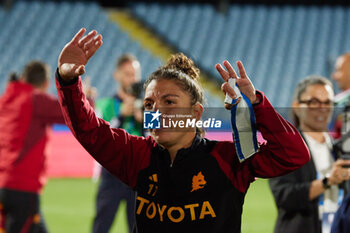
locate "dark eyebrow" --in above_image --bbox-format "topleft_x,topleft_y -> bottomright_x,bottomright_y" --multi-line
144,94 -> 179,101
161,94 -> 180,99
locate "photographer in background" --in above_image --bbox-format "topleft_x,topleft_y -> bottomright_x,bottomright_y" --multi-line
269,76 -> 350,233
92,54 -> 143,233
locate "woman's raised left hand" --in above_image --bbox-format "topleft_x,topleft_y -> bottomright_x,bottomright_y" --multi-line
216,60 -> 257,104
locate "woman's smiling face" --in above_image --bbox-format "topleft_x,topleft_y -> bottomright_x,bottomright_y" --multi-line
144,79 -> 198,148
294,84 -> 334,132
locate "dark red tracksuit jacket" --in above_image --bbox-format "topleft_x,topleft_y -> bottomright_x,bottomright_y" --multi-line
0,81 -> 65,193
56,73 -> 310,233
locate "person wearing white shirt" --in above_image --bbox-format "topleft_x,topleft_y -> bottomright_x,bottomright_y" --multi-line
269,76 -> 350,233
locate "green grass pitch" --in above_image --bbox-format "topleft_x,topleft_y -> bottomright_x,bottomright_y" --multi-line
42,178 -> 277,233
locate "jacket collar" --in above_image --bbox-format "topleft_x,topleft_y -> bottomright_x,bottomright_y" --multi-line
157,134 -> 204,167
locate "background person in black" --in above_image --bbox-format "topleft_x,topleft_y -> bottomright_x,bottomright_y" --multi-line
55,28 -> 310,233
269,76 -> 350,233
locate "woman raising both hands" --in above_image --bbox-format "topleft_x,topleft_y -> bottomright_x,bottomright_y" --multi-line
55,28 -> 309,233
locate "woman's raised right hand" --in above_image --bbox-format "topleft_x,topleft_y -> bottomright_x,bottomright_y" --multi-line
58,28 -> 103,81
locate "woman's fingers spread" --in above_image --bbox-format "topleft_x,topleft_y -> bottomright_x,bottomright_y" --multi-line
223,60 -> 238,79
237,61 -> 248,79
215,64 -> 230,82
71,28 -> 86,45
221,82 -> 236,99
78,30 -> 97,48
84,34 -> 102,51
85,39 -> 103,59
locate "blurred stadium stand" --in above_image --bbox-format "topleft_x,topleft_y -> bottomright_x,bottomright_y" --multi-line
131,3 -> 350,106
99,0 -> 350,7
1,0 -> 350,107
0,0 -> 223,106
0,1 -> 163,98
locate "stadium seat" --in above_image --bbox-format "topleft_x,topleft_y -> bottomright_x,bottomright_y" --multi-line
131,3 -> 350,106
0,1 -> 162,98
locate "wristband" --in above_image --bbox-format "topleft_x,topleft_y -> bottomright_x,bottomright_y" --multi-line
322,177 -> 330,189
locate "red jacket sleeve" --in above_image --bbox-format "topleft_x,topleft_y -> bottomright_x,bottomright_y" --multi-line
212,91 -> 310,193
250,91 -> 310,176
55,73 -> 156,188
33,91 -> 65,125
